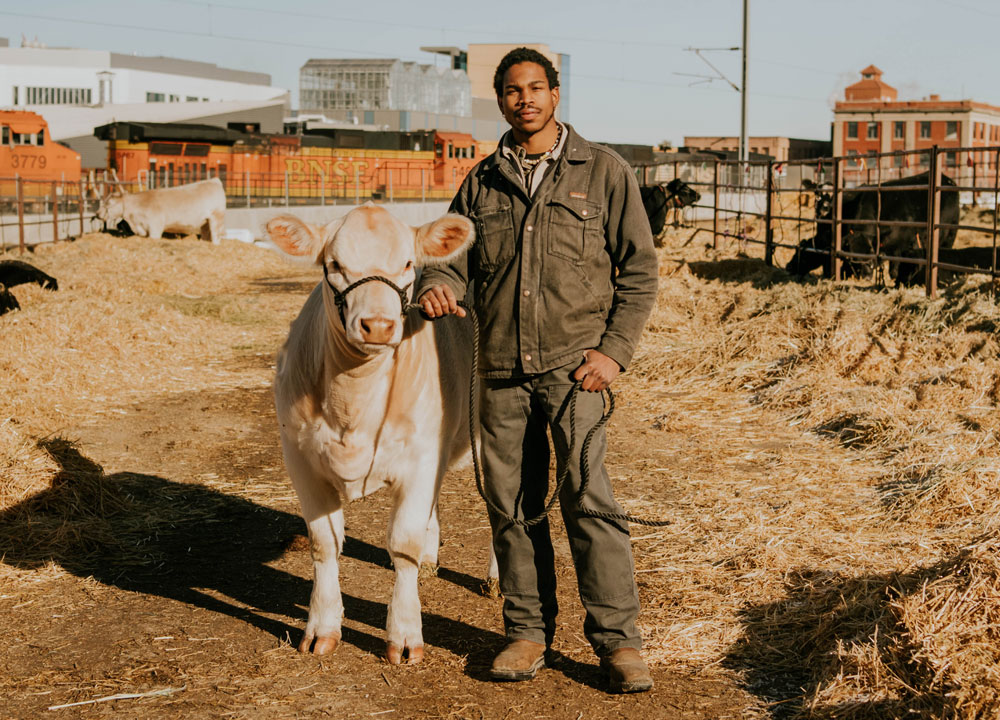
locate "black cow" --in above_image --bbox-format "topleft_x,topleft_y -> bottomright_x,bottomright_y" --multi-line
0,259 -> 59,316
786,171 -> 959,284
641,178 -> 701,236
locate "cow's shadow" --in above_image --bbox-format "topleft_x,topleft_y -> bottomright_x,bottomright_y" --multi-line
0,438 -> 503,670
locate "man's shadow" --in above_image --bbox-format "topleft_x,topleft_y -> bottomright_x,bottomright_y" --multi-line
0,438 -> 503,669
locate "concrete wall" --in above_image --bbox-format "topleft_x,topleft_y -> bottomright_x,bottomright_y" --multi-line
225,202 -> 452,241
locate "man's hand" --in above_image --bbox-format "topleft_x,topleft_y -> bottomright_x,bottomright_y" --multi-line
418,285 -> 466,319
573,349 -> 621,392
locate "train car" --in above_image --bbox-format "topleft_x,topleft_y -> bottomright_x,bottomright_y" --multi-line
94,121 -> 483,203
0,111 -> 82,198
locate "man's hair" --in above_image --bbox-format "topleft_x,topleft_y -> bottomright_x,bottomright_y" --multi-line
493,47 -> 560,98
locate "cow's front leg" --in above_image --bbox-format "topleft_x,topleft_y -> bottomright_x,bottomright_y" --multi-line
385,471 -> 436,665
419,502 -> 440,576
287,447 -> 345,655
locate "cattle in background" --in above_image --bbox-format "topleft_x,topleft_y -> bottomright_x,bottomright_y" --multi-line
786,171 -> 960,284
640,178 -> 701,238
96,178 -> 226,243
266,204 -> 496,665
0,259 -> 59,316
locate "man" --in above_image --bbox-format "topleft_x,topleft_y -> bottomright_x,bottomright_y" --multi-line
418,47 -> 658,693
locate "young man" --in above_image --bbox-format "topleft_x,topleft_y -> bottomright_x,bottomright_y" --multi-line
417,47 -> 658,693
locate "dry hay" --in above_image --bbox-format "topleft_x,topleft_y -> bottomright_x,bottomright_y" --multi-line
617,226 -> 1000,718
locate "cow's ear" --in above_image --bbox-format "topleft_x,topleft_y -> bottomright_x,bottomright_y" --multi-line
266,215 -> 325,261
414,214 -> 474,266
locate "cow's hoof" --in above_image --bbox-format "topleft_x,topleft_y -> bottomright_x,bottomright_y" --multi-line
418,562 -> 439,579
299,633 -> 340,655
481,576 -> 502,599
386,642 -> 424,665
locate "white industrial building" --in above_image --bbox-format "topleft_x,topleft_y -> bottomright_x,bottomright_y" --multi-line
0,40 -> 284,107
0,38 -> 289,167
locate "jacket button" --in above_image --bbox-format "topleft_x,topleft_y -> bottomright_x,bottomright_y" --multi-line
582,210 -> 588,216
526,224 -> 533,231
523,289 -> 531,296
524,354 -> 532,361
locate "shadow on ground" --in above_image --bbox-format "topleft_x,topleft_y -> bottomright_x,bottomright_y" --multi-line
0,438 -> 503,668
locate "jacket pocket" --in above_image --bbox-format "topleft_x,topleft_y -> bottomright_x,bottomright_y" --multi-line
546,196 -> 603,262
472,205 -> 515,271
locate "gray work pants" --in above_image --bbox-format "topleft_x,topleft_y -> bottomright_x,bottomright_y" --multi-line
479,361 -> 642,655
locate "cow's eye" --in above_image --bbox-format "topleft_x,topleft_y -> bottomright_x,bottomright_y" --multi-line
404,260 -> 414,271
329,260 -> 341,274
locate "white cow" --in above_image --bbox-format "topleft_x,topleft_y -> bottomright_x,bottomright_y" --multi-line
97,178 -> 226,243
267,203 -> 493,665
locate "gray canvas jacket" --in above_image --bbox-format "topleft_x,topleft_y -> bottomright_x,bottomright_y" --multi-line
417,123 -> 658,378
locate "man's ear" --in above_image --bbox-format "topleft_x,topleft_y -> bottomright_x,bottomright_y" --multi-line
414,214 -> 474,266
265,215 -> 326,263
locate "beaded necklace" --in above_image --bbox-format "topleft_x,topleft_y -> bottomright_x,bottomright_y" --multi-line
514,123 -> 563,191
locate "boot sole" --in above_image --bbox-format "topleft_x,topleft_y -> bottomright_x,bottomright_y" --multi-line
489,654 -> 545,681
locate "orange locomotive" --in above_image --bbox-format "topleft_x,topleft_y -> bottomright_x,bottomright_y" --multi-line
0,111 -> 82,198
94,122 -> 483,202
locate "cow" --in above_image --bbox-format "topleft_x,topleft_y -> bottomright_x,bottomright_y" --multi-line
640,178 -> 701,237
786,171 -> 959,284
0,259 -> 59,316
96,178 -> 226,243
265,203 -> 496,665
897,245 -> 1000,287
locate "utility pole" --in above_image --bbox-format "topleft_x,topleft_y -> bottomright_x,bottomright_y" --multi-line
739,0 -> 749,167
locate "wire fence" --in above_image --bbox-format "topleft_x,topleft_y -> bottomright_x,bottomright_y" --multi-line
638,145 -> 1000,297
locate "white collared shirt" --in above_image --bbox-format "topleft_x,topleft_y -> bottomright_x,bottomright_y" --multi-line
500,122 -> 567,197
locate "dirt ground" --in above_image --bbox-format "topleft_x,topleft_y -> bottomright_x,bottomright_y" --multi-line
2,221 -> 996,719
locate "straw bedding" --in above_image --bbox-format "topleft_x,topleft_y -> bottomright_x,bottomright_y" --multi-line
1,226 -> 998,718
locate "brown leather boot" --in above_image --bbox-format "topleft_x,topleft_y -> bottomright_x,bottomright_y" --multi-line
489,639 -> 547,681
600,647 -> 654,693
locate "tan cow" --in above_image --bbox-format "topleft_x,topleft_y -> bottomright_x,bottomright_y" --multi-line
267,204 -> 495,665
97,178 -> 226,243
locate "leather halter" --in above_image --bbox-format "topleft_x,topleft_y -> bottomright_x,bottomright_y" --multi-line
322,261 -> 414,329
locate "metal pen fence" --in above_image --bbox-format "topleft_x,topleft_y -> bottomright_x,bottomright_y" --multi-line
0,166 -> 452,251
639,145 -> 1000,297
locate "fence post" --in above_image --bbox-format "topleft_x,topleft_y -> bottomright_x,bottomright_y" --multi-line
79,178 -> 85,237
764,162 -> 774,266
712,160 -> 719,249
421,169 -> 426,203
51,181 -> 59,243
832,157 -> 843,281
926,146 -> 942,298
245,171 -> 250,209
320,171 -> 325,206
16,175 -> 25,254
389,168 -> 393,202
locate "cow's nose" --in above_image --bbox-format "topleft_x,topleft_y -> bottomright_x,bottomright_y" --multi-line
359,317 -> 396,344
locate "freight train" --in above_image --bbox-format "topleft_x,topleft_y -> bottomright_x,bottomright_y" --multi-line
0,111 -> 82,198
1,110 -> 489,203
92,120 -> 485,201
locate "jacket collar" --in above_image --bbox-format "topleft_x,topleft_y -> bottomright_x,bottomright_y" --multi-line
484,122 -> 591,173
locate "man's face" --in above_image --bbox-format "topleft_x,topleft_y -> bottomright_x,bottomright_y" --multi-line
498,61 -> 560,136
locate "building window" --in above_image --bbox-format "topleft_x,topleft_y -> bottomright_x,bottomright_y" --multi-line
847,121 -> 858,139
867,122 -> 879,139
920,121 -> 931,139
893,154 -> 904,168
894,121 -> 904,140
846,149 -> 859,167
147,92 -> 166,102
186,96 -> 198,102
169,94 -> 180,102
2,127 -> 8,144
12,87 -> 17,105
37,129 -> 44,146
946,121 -> 958,140
946,151 -> 958,166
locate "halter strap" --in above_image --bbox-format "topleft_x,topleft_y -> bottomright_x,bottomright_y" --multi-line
322,262 -> 414,328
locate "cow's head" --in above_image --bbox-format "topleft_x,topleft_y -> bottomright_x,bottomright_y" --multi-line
95,190 -> 126,225
665,178 -> 700,207
266,204 -> 474,354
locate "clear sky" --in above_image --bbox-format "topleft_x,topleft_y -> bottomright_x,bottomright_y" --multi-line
3,0 -> 999,146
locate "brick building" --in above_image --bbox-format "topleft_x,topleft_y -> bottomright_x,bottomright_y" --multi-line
682,136 -> 830,162
833,65 -> 1000,174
